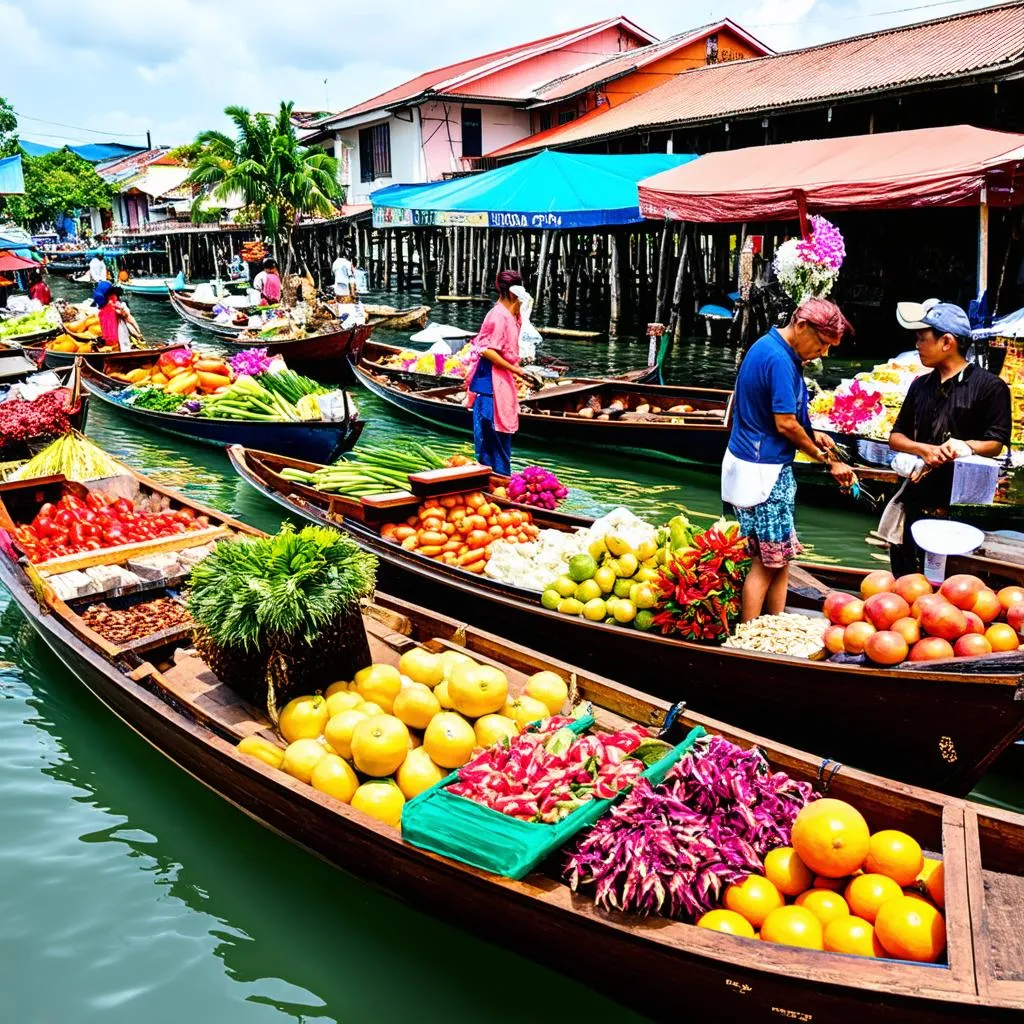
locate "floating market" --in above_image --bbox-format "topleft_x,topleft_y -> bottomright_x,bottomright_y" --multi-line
5,8 -> 1024,1020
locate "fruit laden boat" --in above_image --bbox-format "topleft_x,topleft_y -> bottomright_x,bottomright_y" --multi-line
361,303 -> 431,331
19,338 -> 182,371
227,446 -> 1024,796
351,360 -> 736,466
1,449 -> 1024,1023
79,358 -> 364,463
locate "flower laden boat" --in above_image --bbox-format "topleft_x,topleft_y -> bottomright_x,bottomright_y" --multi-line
2,445 -> 1024,1023
227,446 -> 1024,795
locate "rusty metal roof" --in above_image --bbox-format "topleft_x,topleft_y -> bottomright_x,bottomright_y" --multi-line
490,1 -> 1024,158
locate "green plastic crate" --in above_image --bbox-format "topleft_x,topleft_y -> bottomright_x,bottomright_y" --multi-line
402,720 -> 707,879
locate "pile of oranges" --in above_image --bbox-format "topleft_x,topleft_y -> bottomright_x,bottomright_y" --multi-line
697,798 -> 947,963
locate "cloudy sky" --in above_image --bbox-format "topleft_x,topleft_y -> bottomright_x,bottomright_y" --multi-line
3,0 -> 1001,149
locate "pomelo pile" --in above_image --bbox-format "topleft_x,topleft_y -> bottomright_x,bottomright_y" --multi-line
235,648 -> 569,828
698,798 -> 947,963
822,571 -> 1024,666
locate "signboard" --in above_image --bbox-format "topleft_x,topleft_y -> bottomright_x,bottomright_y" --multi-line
372,207 -> 639,229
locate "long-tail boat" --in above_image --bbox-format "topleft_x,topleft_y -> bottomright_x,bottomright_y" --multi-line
227,445 -> 1024,796
1,451 -> 1023,1022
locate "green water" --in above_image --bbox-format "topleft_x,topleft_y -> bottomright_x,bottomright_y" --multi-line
0,281 -> 1017,1023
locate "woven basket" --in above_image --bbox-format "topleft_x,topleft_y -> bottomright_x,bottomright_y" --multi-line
194,604 -> 370,718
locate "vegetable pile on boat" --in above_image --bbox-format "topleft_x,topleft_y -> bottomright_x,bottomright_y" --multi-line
724,613 -> 828,658
279,441 -> 465,497
381,347 -> 474,378
109,348 -> 234,395
821,569 -> 1023,666
0,307 -> 61,341
0,387 -> 79,454
82,596 -> 192,645
10,432 -> 127,482
382,493 -> 538,572
496,465 -> 568,510
235,649 -> 572,828
11,487 -> 208,563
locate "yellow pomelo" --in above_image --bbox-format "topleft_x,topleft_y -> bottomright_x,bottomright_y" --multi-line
439,649 -> 475,681
354,663 -> 402,713
399,647 -> 444,688
323,709 -> 371,759
281,738 -> 327,784
324,680 -> 351,698
605,534 -> 633,557
351,780 -> 405,828
423,711 -> 477,768
474,713 -> 519,748
360,702 -> 385,717
350,714 -> 410,777
449,662 -> 508,718
524,671 -> 569,715
325,690 -> 364,716
501,694 -> 550,729
310,753 -> 359,804
236,734 -> 284,770
435,680 -> 454,709
277,694 -> 329,743
396,747 -> 446,799
392,683 -> 442,730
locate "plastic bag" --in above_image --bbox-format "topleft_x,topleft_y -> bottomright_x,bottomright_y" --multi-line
511,285 -> 541,362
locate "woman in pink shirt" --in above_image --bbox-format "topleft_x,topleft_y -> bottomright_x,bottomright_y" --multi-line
463,270 -> 529,475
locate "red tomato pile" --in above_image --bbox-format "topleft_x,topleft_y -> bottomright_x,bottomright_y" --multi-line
12,489 -> 210,563
822,570 -> 1024,666
380,491 -> 538,573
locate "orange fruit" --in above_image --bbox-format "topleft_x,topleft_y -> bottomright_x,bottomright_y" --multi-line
760,906 -> 824,950
696,909 -> 756,938
985,622 -> 1020,653
823,915 -> 885,958
395,746 -> 446,799
722,876 -> 784,929
864,830 -> 924,887
764,847 -> 814,897
309,752 -> 359,803
350,779 -> 405,827
845,873 -> 903,924
392,683 -> 441,730
791,799 -> 870,877
874,896 -> 947,962
423,711 -> 476,768
795,889 -> 850,926
349,714 -> 410,777
923,861 -> 944,909
812,875 -> 850,893
277,693 -> 329,743
354,663 -> 403,714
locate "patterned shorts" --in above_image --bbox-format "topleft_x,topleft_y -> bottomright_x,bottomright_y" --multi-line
734,465 -> 803,569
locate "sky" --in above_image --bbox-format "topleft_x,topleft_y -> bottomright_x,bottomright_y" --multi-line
2,0 -> 1006,150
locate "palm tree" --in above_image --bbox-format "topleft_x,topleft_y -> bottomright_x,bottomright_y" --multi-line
186,102 -> 342,280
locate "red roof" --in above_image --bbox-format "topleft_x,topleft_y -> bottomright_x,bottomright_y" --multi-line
534,19 -> 773,103
311,17 -> 655,126
638,125 -> 1024,222
0,251 -> 41,272
490,1 -> 1024,158
97,148 -> 170,180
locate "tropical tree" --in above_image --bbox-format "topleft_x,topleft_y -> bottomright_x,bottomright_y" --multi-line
185,101 -> 342,277
0,97 -> 18,157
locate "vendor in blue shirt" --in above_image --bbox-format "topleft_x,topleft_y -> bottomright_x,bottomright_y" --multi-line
722,298 -> 856,621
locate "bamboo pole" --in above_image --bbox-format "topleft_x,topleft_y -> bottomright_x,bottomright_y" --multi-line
535,230 -> 551,310
608,231 -> 621,335
668,226 -> 691,342
654,222 -> 672,324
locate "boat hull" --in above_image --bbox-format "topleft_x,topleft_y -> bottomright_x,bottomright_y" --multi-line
21,342 -> 181,371
0,564 -> 1018,1024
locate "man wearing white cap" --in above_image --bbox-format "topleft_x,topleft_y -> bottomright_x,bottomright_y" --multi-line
887,298 -> 1011,575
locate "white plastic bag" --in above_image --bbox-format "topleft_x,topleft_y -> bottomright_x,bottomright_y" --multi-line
510,285 -> 541,362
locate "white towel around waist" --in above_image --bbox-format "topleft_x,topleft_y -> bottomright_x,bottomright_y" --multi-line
721,449 -> 784,509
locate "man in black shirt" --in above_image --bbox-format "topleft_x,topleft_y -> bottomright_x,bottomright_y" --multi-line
887,299 -> 1011,575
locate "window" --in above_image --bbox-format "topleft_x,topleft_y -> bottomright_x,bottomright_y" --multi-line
557,109 -> 576,126
461,108 -> 482,158
538,111 -> 552,133
359,122 -> 391,183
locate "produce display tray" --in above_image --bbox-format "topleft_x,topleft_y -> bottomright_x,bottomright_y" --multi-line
69,586 -> 193,655
402,720 -> 706,880
407,465 -> 491,499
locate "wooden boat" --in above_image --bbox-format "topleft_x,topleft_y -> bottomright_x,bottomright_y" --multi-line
168,290 -> 252,337
357,338 -> 659,392
119,275 -> 187,298
1,456 -> 1024,1022
0,347 -> 46,384
19,338 -> 182,371
352,360 -> 734,465
80,359 -> 364,463
362,303 -> 431,331
45,258 -> 88,275
0,365 -> 90,460
227,445 -> 1024,796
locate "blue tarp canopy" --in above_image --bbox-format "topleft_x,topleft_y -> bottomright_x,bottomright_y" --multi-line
371,151 -> 698,230
0,154 -> 25,194
974,307 -> 1024,340
20,141 -> 145,163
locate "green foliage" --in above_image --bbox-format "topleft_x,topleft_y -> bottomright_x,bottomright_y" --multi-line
2,149 -> 113,228
187,524 -> 376,653
167,141 -> 208,166
0,97 -> 18,157
185,101 -> 343,270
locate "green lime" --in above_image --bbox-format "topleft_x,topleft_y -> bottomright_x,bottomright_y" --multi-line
541,589 -> 561,611
568,553 -> 597,583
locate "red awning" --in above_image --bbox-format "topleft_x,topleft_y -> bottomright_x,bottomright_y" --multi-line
639,125 -> 1024,223
0,251 -> 42,272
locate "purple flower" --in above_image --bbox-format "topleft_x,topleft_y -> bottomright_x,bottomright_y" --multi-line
797,216 -> 846,271
229,348 -> 272,377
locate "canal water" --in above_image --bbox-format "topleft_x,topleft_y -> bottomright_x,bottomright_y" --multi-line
0,281 -> 1018,1022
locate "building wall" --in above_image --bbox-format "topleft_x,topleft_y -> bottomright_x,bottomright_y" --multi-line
420,101 -> 530,178
337,113 -> 421,204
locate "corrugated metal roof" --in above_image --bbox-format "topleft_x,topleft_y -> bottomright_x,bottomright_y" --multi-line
491,1 -> 1024,157
535,18 -> 773,102
309,18 -> 654,125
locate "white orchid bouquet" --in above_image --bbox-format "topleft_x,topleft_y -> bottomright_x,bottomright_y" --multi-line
773,215 -> 846,304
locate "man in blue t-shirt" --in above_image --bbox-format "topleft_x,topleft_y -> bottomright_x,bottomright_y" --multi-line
722,298 -> 856,620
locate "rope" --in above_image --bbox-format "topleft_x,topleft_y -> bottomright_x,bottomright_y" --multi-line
816,758 -> 843,794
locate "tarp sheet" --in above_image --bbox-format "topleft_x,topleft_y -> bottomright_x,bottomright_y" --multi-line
372,151 -> 697,229
638,125 -> 1024,223
974,306 -> 1024,340
0,251 -> 41,271
0,154 -> 25,194
20,141 -> 146,163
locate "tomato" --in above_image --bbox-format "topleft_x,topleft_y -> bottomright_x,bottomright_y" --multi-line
113,498 -> 134,516
104,527 -> 126,544
86,492 -> 106,511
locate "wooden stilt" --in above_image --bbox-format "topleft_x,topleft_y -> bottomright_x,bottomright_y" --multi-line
535,231 -> 551,310
608,231 -> 621,335
669,226 -> 690,342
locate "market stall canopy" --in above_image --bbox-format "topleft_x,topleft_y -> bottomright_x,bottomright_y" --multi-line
372,151 -> 698,230
974,306 -> 1024,340
0,251 -> 41,272
638,125 -> 1024,223
0,155 -> 25,195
